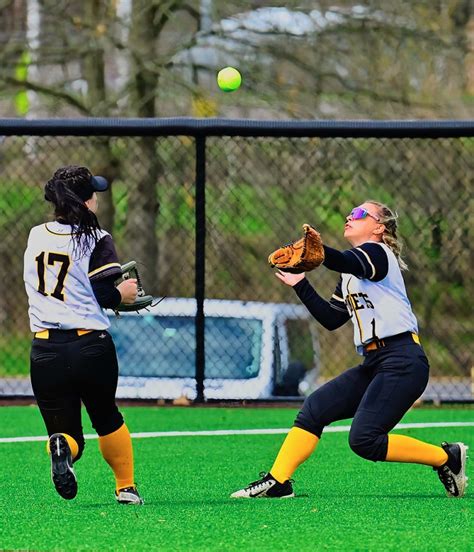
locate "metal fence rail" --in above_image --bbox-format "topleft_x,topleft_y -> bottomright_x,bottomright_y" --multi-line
0,118 -> 472,402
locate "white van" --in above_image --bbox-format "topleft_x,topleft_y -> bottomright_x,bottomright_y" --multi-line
109,298 -> 320,400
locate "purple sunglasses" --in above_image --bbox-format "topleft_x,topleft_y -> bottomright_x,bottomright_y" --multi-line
349,207 -> 380,221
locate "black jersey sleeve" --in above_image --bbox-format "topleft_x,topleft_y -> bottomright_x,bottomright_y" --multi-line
91,275 -> 122,309
293,277 -> 350,331
329,277 -> 350,313
88,235 -> 122,281
322,242 -> 388,281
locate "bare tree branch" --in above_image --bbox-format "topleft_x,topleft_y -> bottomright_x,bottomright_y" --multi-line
2,76 -> 90,114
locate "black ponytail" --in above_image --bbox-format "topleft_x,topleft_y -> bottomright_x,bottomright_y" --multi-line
45,166 -> 101,257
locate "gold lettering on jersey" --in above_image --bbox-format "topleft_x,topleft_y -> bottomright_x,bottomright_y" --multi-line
345,292 -> 375,313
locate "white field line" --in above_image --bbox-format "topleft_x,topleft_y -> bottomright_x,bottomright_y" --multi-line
0,421 -> 473,444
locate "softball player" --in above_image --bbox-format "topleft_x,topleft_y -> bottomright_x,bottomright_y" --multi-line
231,201 -> 468,499
24,165 -> 143,504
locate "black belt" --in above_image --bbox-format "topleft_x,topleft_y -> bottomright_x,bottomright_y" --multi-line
363,332 -> 420,354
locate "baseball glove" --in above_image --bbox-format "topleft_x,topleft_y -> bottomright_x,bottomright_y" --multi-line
114,261 -> 154,313
268,224 -> 325,273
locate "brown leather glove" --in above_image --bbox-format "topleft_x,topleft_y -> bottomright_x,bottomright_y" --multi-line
268,224 -> 325,274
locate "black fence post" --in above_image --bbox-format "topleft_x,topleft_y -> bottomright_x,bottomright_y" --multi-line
195,135 -> 206,402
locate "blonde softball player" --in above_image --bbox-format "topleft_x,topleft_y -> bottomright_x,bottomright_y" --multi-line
231,201 -> 468,499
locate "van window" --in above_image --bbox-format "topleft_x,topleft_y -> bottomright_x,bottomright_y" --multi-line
110,314 -> 263,379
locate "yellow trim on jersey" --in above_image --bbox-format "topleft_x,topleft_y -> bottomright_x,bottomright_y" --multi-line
35,329 -> 93,339
88,262 -> 121,278
355,247 -> 376,279
44,223 -> 75,236
346,277 -> 364,343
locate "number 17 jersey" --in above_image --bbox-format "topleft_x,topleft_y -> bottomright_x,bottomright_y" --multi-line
23,221 -> 121,332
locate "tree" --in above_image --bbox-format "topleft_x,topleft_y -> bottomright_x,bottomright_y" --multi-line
0,0 -> 473,293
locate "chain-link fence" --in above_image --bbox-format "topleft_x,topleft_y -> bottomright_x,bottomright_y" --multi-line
0,119 -> 472,402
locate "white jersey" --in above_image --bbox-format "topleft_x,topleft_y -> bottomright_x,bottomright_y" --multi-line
340,242 -> 418,354
23,222 -> 121,332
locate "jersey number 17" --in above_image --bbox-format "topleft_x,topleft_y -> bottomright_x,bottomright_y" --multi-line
35,252 -> 70,302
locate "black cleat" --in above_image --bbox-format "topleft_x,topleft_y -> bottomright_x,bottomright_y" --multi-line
231,472 -> 294,498
49,433 -> 77,500
115,486 -> 144,505
435,441 -> 468,497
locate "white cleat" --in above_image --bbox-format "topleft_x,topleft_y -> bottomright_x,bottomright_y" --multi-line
115,486 -> 144,505
435,442 -> 468,497
231,472 -> 294,499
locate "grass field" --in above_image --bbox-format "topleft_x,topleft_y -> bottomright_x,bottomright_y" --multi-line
0,405 -> 472,551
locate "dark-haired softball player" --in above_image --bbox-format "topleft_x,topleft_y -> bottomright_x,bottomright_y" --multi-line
24,165 -> 143,504
232,200 -> 468,499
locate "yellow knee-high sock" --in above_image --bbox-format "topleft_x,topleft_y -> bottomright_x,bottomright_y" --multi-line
386,434 -> 448,467
46,433 -> 79,460
63,433 -> 79,460
98,424 -> 135,491
270,427 -> 319,483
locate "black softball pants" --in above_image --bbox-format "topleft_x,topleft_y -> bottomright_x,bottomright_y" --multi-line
30,330 -> 124,462
294,337 -> 430,462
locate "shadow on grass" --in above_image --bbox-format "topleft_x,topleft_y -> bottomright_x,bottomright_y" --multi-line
71,491 -> 474,508
78,494 -> 312,508
311,492 -> 472,500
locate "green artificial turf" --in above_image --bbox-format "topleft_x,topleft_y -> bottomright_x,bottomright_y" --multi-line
0,406 -> 472,551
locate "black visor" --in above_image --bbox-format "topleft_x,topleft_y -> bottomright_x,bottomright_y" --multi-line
90,176 -> 109,192
74,175 -> 109,200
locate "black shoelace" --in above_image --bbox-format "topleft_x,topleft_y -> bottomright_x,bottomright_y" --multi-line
245,472 -> 294,490
245,472 -> 268,490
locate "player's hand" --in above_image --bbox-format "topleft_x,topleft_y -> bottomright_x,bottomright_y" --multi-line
117,278 -> 138,304
275,270 -> 305,287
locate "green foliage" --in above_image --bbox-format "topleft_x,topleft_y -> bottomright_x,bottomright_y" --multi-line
158,184 -> 195,232
209,183 -> 273,236
0,334 -> 30,376
0,181 -> 43,226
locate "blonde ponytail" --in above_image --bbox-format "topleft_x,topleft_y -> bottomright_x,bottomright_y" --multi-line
367,200 -> 408,271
